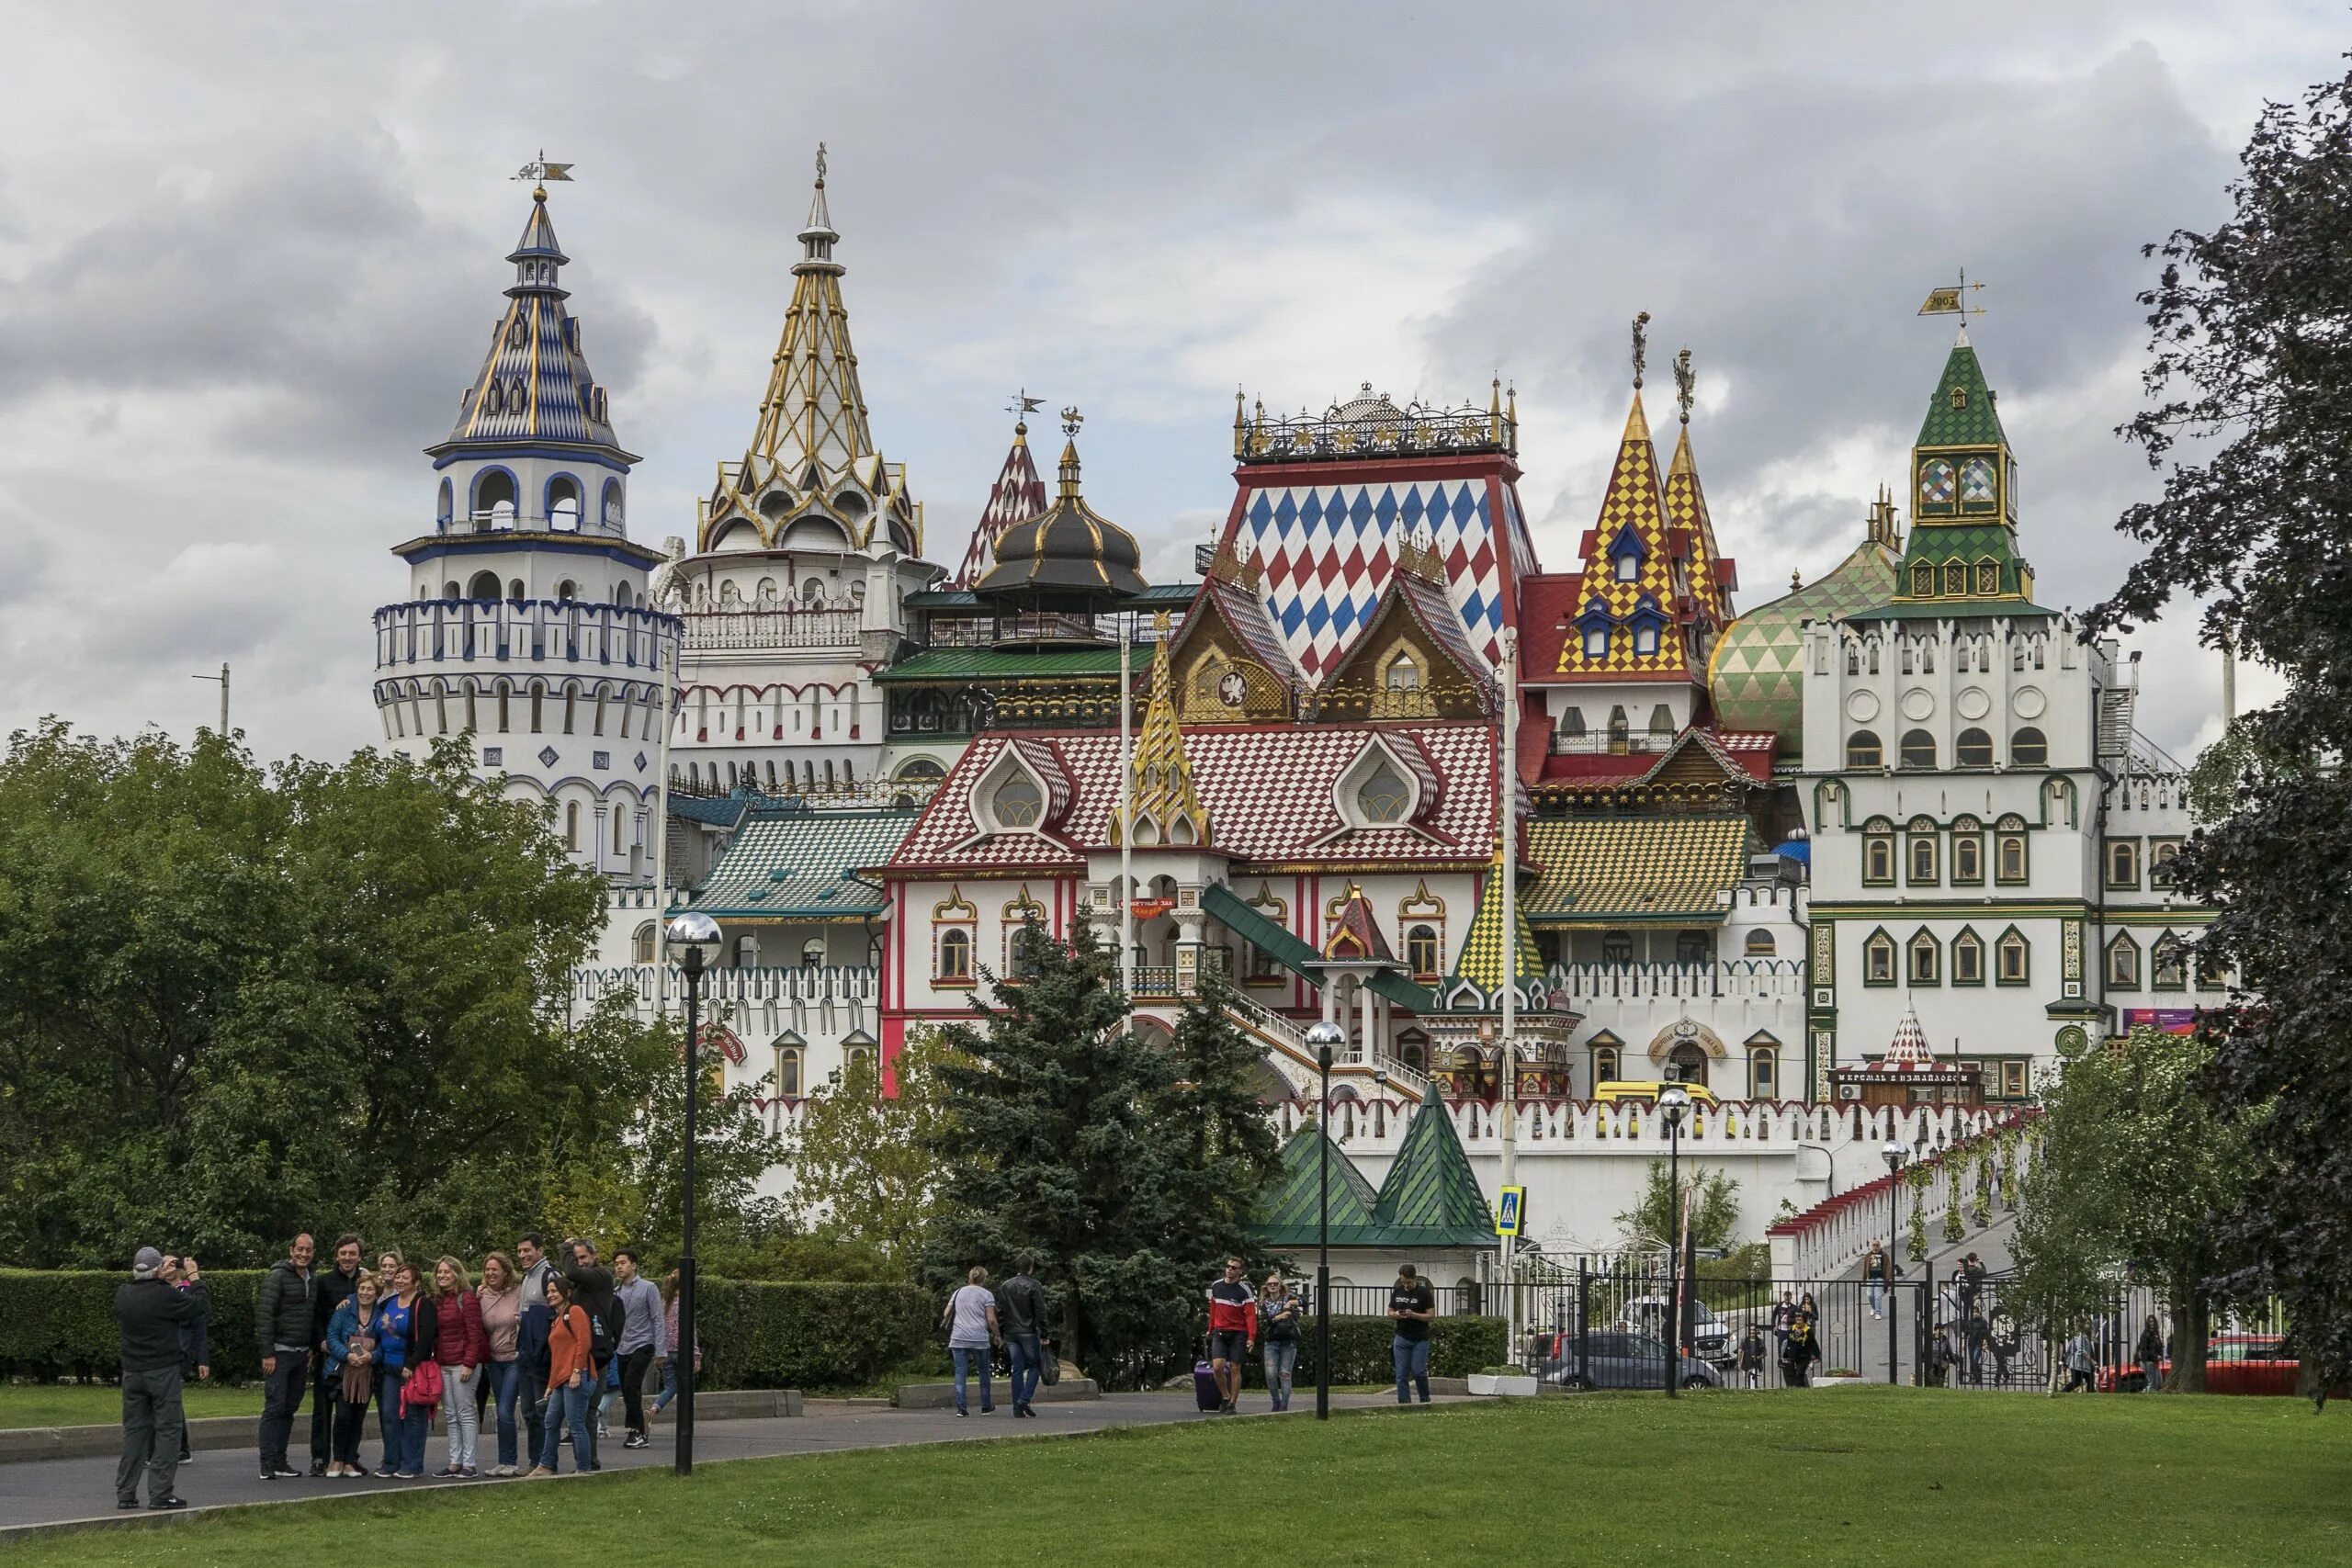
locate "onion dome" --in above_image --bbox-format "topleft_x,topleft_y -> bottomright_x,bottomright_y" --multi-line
971,414 -> 1147,609
1706,490 -> 1903,748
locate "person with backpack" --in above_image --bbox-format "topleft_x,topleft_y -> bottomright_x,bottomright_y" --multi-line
560,1238 -> 619,1470
1258,1273 -> 1302,1412
526,1274 -> 598,1477
1735,1323 -> 1767,1390
1780,1314 -> 1823,1387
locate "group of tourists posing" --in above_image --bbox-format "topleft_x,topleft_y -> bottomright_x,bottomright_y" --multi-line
111,1231 -> 702,1511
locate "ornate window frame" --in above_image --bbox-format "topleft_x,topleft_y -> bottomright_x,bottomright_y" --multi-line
1001,885 -> 1047,977
1242,881 -> 1288,987
2151,931 -> 2188,991
1906,817 -> 1939,886
2106,931 -> 2141,991
1951,815 -> 1984,885
933,886 -> 978,987
1862,818 -> 1895,886
1398,882 -> 1446,981
1907,928 -> 1941,987
1951,926 -> 1985,987
1862,928 -> 1897,987
2107,838 -> 2141,891
1996,926 -> 2030,987
1995,816 -> 2030,885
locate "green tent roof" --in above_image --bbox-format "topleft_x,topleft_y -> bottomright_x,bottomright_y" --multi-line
1916,335 -> 2007,449
1254,1123 -> 1382,1245
1250,1099 -> 1496,1251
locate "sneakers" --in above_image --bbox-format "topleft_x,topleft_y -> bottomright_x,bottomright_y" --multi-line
526,1466 -> 556,1478
261,1466 -> 301,1481
309,1461 -> 328,1477
622,1433 -> 649,1450
373,1466 -> 398,1478
435,1465 -> 461,1478
955,1407 -> 968,1417
459,1464 -> 479,1478
596,1418 -> 608,1438
149,1495 -> 187,1511
393,1470 -> 419,1481
491,1464 -> 516,1477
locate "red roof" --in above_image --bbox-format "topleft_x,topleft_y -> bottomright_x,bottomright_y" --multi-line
1514,573 -> 1579,683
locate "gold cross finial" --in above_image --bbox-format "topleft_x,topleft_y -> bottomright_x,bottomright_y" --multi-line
1631,311 -> 1651,390
1673,347 -> 1695,426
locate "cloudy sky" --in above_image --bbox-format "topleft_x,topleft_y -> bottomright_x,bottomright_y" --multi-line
0,1 -> 2338,763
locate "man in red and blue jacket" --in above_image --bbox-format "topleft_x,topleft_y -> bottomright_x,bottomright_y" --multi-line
1205,1258 -> 1256,1416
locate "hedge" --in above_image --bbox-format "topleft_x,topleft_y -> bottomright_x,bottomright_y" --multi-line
1272,1314 -> 1504,1385
0,1269 -> 939,1392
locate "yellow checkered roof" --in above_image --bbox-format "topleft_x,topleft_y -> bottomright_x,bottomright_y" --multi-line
1521,813 -> 1751,924
1447,856 -> 1544,991
1663,424 -> 1735,634
1553,394 -> 1701,679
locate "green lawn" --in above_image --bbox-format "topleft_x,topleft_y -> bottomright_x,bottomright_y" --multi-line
14,1389 -> 2349,1565
0,1384 -> 258,1429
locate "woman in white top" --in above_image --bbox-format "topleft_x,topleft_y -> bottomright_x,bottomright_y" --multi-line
942,1266 -> 1001,1416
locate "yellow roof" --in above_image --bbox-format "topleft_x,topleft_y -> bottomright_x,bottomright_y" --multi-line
1523,814 -> 1750,925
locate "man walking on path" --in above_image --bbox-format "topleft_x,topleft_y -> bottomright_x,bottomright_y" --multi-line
1387,1263 -> 1436,1405
254,1234 -> 316,1482
116,1247 -> 201,1510
609,1248 -> 667,1449
997,1256 -> 1049,1419
1205,1258 -> 1256,1416
308,1235 -> 361,1476
1862,1238 -> 1895,1320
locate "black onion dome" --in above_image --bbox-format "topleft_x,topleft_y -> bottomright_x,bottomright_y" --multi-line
972,437 -> 1148,604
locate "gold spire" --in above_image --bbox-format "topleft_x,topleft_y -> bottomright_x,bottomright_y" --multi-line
742,146 -> 871,480
1117,622 -> 1212,848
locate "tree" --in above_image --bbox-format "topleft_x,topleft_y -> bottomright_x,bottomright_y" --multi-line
786,1025 -> 966,1268
922,922 -> 1281,1388
2089,62 -> 2352,1393
2011,1027 -> 2251,1391
1614,1161 -> 1741,1255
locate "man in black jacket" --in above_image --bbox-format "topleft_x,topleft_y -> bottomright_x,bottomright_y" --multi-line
254,1233 -> 316,1481
160,1255 -> 210,1463
561,1239 -> 616,1470
116,1247 -> 201,1509
307,1235 -> 361,1475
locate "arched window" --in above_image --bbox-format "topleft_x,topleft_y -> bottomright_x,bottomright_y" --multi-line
474,469 -> 517,522
1907,930 -> 1940,986
801,579 -> 828,608
2010,727 -> 2048,766
1613,547 -> 1639,582
1385,654 -> 1420,692
1996,930 -> 2030,984
2152,932 -> 2188,990
1846,730 -> 1883,768
1863,931 -> 1896,985
1592,1044 -> 1622,1085
509,578 -> 526,601
1907,822 -> 1939,885
1583,626 -> 1610,659
468,570 -> 502,601
1634,624 -> 1660,656
1355,761 -> 1409,822
1607,706 -> 1630,752
1899,729 -> 1937,769
602,479 -> 625,528
800,938 -> 825,969
1952,930 -> 1984,986
2107,933 -> 2141,990
564,801 -> 580,851
1405,924 -> 1440,979
844,1043 -> 876,1077
1955,728 -> 1993,767
1743,930 -> 1776,957
991,774 -> 1044,827
436,479 -> 454,524
775,1047 -> 803,1099
1862,821 -> 1895,886
1601,931 -> 1634,967
557,581 -> 578,604
2107,840 -> 2140,890
548,475 -> 582,530
1748,1047 -> 1778,1100
1997,830 -> 2029,883
632,921 -> 656,964
937,926 -> 974,983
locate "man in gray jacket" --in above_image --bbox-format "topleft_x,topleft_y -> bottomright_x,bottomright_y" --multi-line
610,1248 -> 668,1450
115,1247 -> 202,1509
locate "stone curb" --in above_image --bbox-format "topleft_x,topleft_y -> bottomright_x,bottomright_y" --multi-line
892,1377 -> 1101,1408
0,1388 -> 802,1465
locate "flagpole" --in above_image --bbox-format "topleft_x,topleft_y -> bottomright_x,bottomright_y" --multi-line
1119,609 -> 1134,997
1498,626 -> 1519,1366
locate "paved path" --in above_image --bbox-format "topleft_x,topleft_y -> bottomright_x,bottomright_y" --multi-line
0,1391 -> 1446,1540
1838,1213 -> 2019,1385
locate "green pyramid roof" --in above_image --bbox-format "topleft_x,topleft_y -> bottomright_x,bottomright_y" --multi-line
1916,333 -> 2007,449
1253,1122 -> 1380,1247
1372,1095 -> 1498,1247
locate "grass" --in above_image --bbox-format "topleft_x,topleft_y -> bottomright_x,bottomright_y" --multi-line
11,1388 -> 2349,1565
0,1384 -> 259,1429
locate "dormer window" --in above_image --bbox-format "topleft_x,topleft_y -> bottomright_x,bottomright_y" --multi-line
1582,626 -> 1610,658
1634,625 -> 1659,656
991,775 -> 1043,827
1356,761 -> 1409,823
1912,564 -> 1935,596
1385,654 -> 1420,692
1613,550 -> 1639,581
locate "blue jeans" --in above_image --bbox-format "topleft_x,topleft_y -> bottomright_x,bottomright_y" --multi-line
2143,1359 -> 2164,1393
538,1378 -> 592,1472
951,1346 -> 994,1412
383,1378 -> 429,1475
653,1354 -> 680,1414
1007,1334 -> 1043,1411
483,1359 -> 521,1469
1263,1341 -> 1299,1411
1392,1336 -> 1430,1404
1869,1281 -> 1886,1317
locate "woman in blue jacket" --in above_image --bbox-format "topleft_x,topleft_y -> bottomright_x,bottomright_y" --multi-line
323,1271 -> 384,1478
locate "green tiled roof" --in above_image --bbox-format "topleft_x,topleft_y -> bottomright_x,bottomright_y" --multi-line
1250,1100 -> 1496,1251
1708,536 -> 1902,747
1203,883 -> 1321,980
690,807 -> 918,919
1916,337 -> 2007,449
1523,814 -> 1749,925
873,648 -> 1128,683
1126,581 -> 1200,606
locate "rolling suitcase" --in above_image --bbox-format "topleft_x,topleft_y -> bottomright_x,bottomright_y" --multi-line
1193,1357 -> 1222,1411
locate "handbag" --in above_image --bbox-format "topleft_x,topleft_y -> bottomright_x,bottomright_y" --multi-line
1039,1341 -> 1060,1387
341,1325 -> 375,1406
402,1356 -> 445,1416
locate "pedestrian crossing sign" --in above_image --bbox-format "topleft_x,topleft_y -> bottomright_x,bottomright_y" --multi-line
1496,1186 -> 1526,1237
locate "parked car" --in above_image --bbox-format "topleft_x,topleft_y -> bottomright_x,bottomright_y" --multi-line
2097,1334 -> 2312,1395
1531,1330 -> 1722,1391
1621,1295 -> 1736,1365
1594,1080 -> 1722,1108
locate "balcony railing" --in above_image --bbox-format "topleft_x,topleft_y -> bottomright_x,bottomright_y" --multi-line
1549,729 -> 1677,756
683,609 -> 864,650
925,612 -> 1120,648
439,509 -> 625,539
375,599 -> 680,672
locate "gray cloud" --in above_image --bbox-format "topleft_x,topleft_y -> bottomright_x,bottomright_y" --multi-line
0,1 -> 2326,762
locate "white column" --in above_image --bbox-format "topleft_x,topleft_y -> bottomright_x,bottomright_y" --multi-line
1357,976 -> 1375,1064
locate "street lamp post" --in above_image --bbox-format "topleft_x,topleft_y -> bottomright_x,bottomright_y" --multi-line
663,911 -> 722,1475
1658,1084 -> 1690,1398
1883,1140 -> 1906,1384
1307,1020 -> 1346,1421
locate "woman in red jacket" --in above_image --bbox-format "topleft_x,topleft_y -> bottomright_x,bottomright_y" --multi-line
430,1257 -> 486,1478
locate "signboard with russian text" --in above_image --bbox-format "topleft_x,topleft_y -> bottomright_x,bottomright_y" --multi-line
2122,1008 -> 2199,1035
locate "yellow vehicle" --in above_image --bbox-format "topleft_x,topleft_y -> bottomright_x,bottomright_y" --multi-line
1593,1079 -> 1722,1108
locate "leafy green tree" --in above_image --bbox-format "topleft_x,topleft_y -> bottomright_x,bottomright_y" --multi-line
2012,1027 -> 2251,1390
1613,1161 -> 1741,1254
922,922 -> 1281,1388
2088,62 -> 2352,1391
786,1026 -> 966,1268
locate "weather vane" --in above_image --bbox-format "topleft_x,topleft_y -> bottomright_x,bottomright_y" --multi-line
1674,347 -> 1695,426
1060,405 -> 1084,439
514,150 -> 573,186
1631,310 -> 1651,390
1918,268 -> 1987,321
1008,388 -> 1045,427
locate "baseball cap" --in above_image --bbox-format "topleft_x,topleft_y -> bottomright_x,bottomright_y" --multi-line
133,1247 -> 164,1274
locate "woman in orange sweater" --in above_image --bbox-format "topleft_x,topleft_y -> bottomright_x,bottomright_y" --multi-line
526,1275 -> 596,1477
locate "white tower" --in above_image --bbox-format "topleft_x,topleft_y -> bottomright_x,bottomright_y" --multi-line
372,181 -> 681,875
